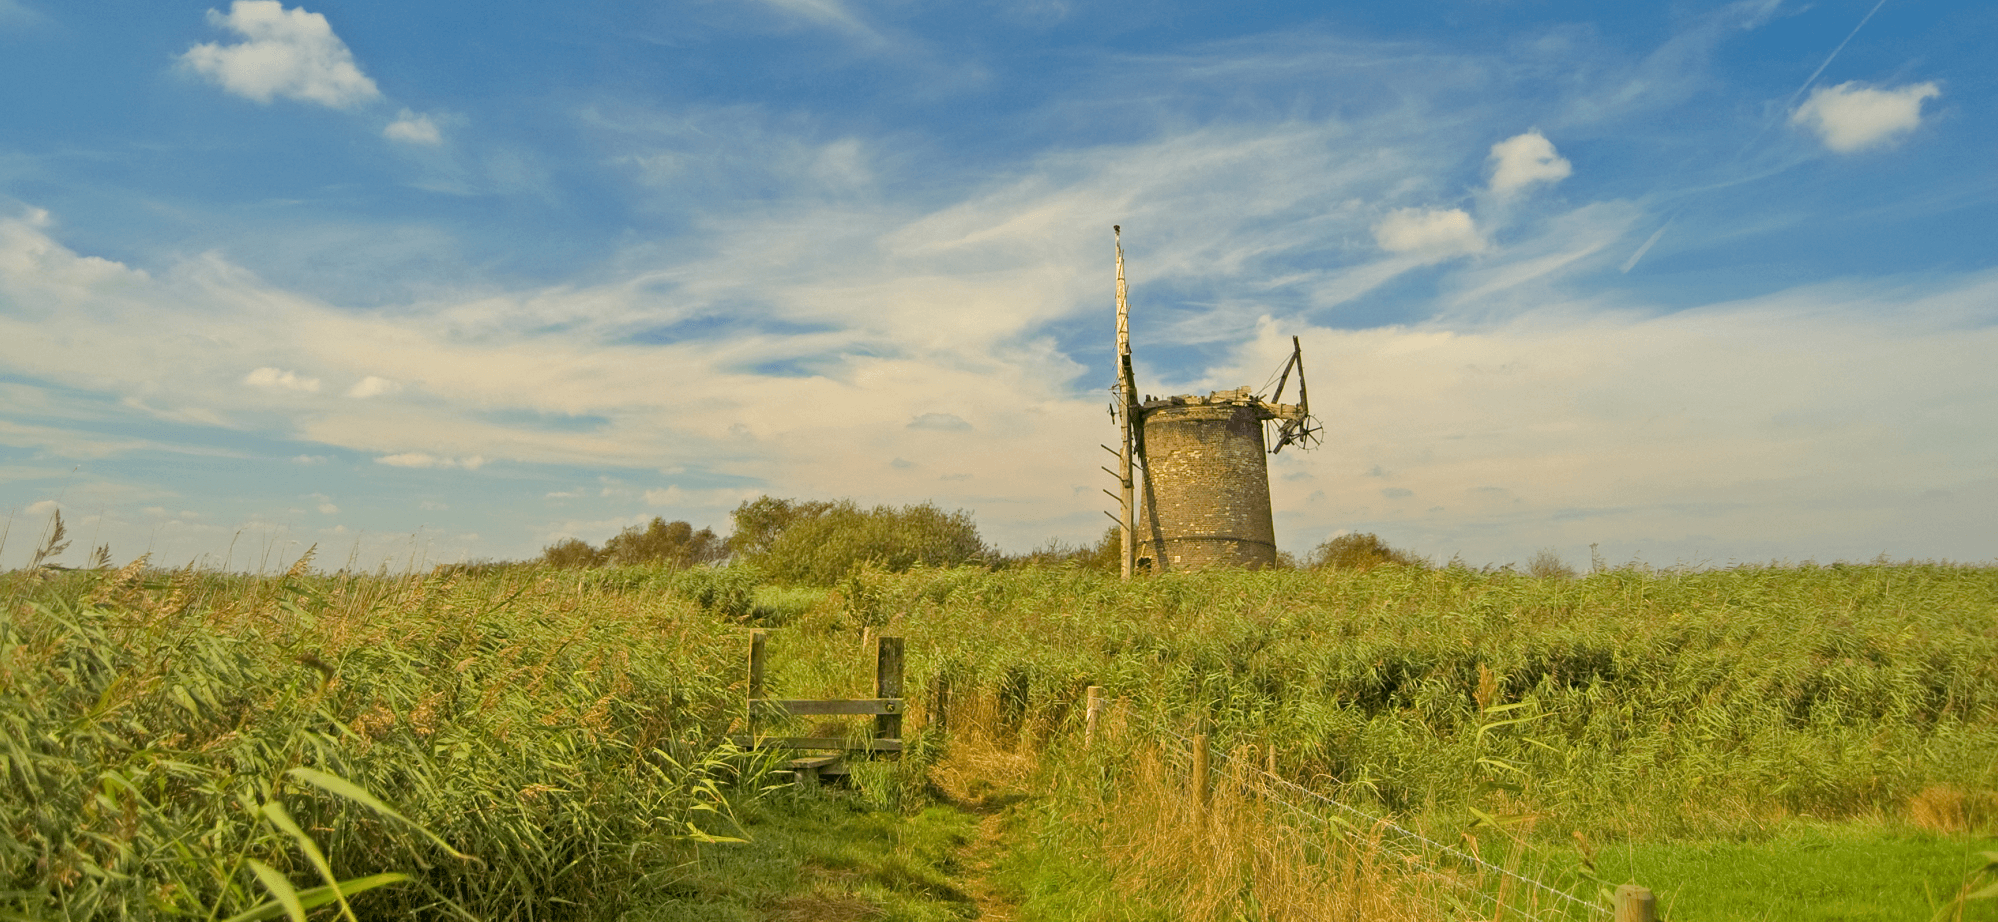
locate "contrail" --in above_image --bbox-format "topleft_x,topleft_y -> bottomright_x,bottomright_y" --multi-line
1786,0 -> 1890,112
1620,220 -> 1672,274
1621,0 -> 1890,274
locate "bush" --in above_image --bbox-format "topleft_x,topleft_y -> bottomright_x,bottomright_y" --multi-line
540,537 -> 601,568
673,565 -> 761,619
1525,547 -> 1577,579
1305,533 -> 1424,571
997,527 -> 1122,571
604,518 -> 726,568
729,496 -> 990,586
540,518 -> 726,569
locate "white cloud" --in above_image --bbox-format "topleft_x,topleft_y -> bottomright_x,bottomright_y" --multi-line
26,499 -> 58,515
908,412 -> 972,431
1487,130 -> 1571,197
376,452 -> 439,468
642,485 -> 762,508
244,366 -> 320,392
1791,81 -> 1940,153
180,1 -> 380,109
317,501 -> 338,514
347,375 -> 401,397
383,110 -> 442,146
375,453 -> 485,469
1373,208 -> 1485,262
419,500 -> 449,511
292,454 -> 327,463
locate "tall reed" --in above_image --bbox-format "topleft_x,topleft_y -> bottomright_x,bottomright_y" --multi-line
1,561 -> 758,920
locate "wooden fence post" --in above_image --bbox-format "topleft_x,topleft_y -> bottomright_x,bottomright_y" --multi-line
875,636 -> 904,748
930,669 -> 951,737
1085,685 -> 1104,748
1614,885 -> 1656,922
746,630 -> 767,732
1000,667 -> 1029,749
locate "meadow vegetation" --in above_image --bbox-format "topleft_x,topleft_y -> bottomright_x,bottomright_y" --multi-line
5,502 -> 1996,920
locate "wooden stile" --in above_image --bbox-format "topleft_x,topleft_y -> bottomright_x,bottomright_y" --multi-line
752,698 -> 902,716
740,631 -> 905,770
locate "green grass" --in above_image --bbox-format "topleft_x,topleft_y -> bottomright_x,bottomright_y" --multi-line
751,585 -> 833,626
626,789 -> 980,922
1594,826 -> 1998,922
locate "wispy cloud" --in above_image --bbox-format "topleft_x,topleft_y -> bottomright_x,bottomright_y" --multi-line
1238,273 -> 1998,563
745,0 -> 888,48
244,366 -> 320,392
908,413 -> 972,431
383,109 -> 443,145
347,375 -> 401,398
375,453 -> 486,470
0,0 -> 48,28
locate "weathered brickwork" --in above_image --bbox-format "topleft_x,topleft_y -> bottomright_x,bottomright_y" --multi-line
1136,398 -> 1279,570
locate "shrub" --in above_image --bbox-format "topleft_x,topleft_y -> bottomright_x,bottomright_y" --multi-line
1525,547 -> 1577,579
603,518 -> 726,568
729,496 -> 990,586
674,565 -> 761,619
540,537 -> 602,568
998,527 -> 1122,571
539,518 -> 726,569
1305,532 -> 1424,571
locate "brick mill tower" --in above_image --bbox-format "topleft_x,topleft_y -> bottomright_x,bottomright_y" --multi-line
1108,227 -> 1321,574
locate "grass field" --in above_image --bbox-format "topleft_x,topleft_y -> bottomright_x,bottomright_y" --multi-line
4,557 -> 1994,920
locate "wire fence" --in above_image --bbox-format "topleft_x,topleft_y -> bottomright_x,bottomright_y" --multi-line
1128,706 -> 1614,921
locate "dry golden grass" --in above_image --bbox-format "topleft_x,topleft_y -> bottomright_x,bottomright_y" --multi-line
1910,785 -> 1998,835
922,682 -> 1522,922
985,733 -> 1446,922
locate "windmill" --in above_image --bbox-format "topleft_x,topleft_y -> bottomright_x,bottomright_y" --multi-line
1105,227 -> 1324,577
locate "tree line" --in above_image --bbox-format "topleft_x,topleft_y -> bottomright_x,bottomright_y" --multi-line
538,494 -> 1450,585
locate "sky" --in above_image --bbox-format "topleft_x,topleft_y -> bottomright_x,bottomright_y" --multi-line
1,0 -> 1993,572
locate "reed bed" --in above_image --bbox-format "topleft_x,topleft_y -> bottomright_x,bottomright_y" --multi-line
1,559 -> 755,920
817,561 -> 1998,839
7,556 -> 1994,920
735,560 -> 1998,919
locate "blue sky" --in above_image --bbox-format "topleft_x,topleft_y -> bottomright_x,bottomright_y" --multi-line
2,0 -> 1993,570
